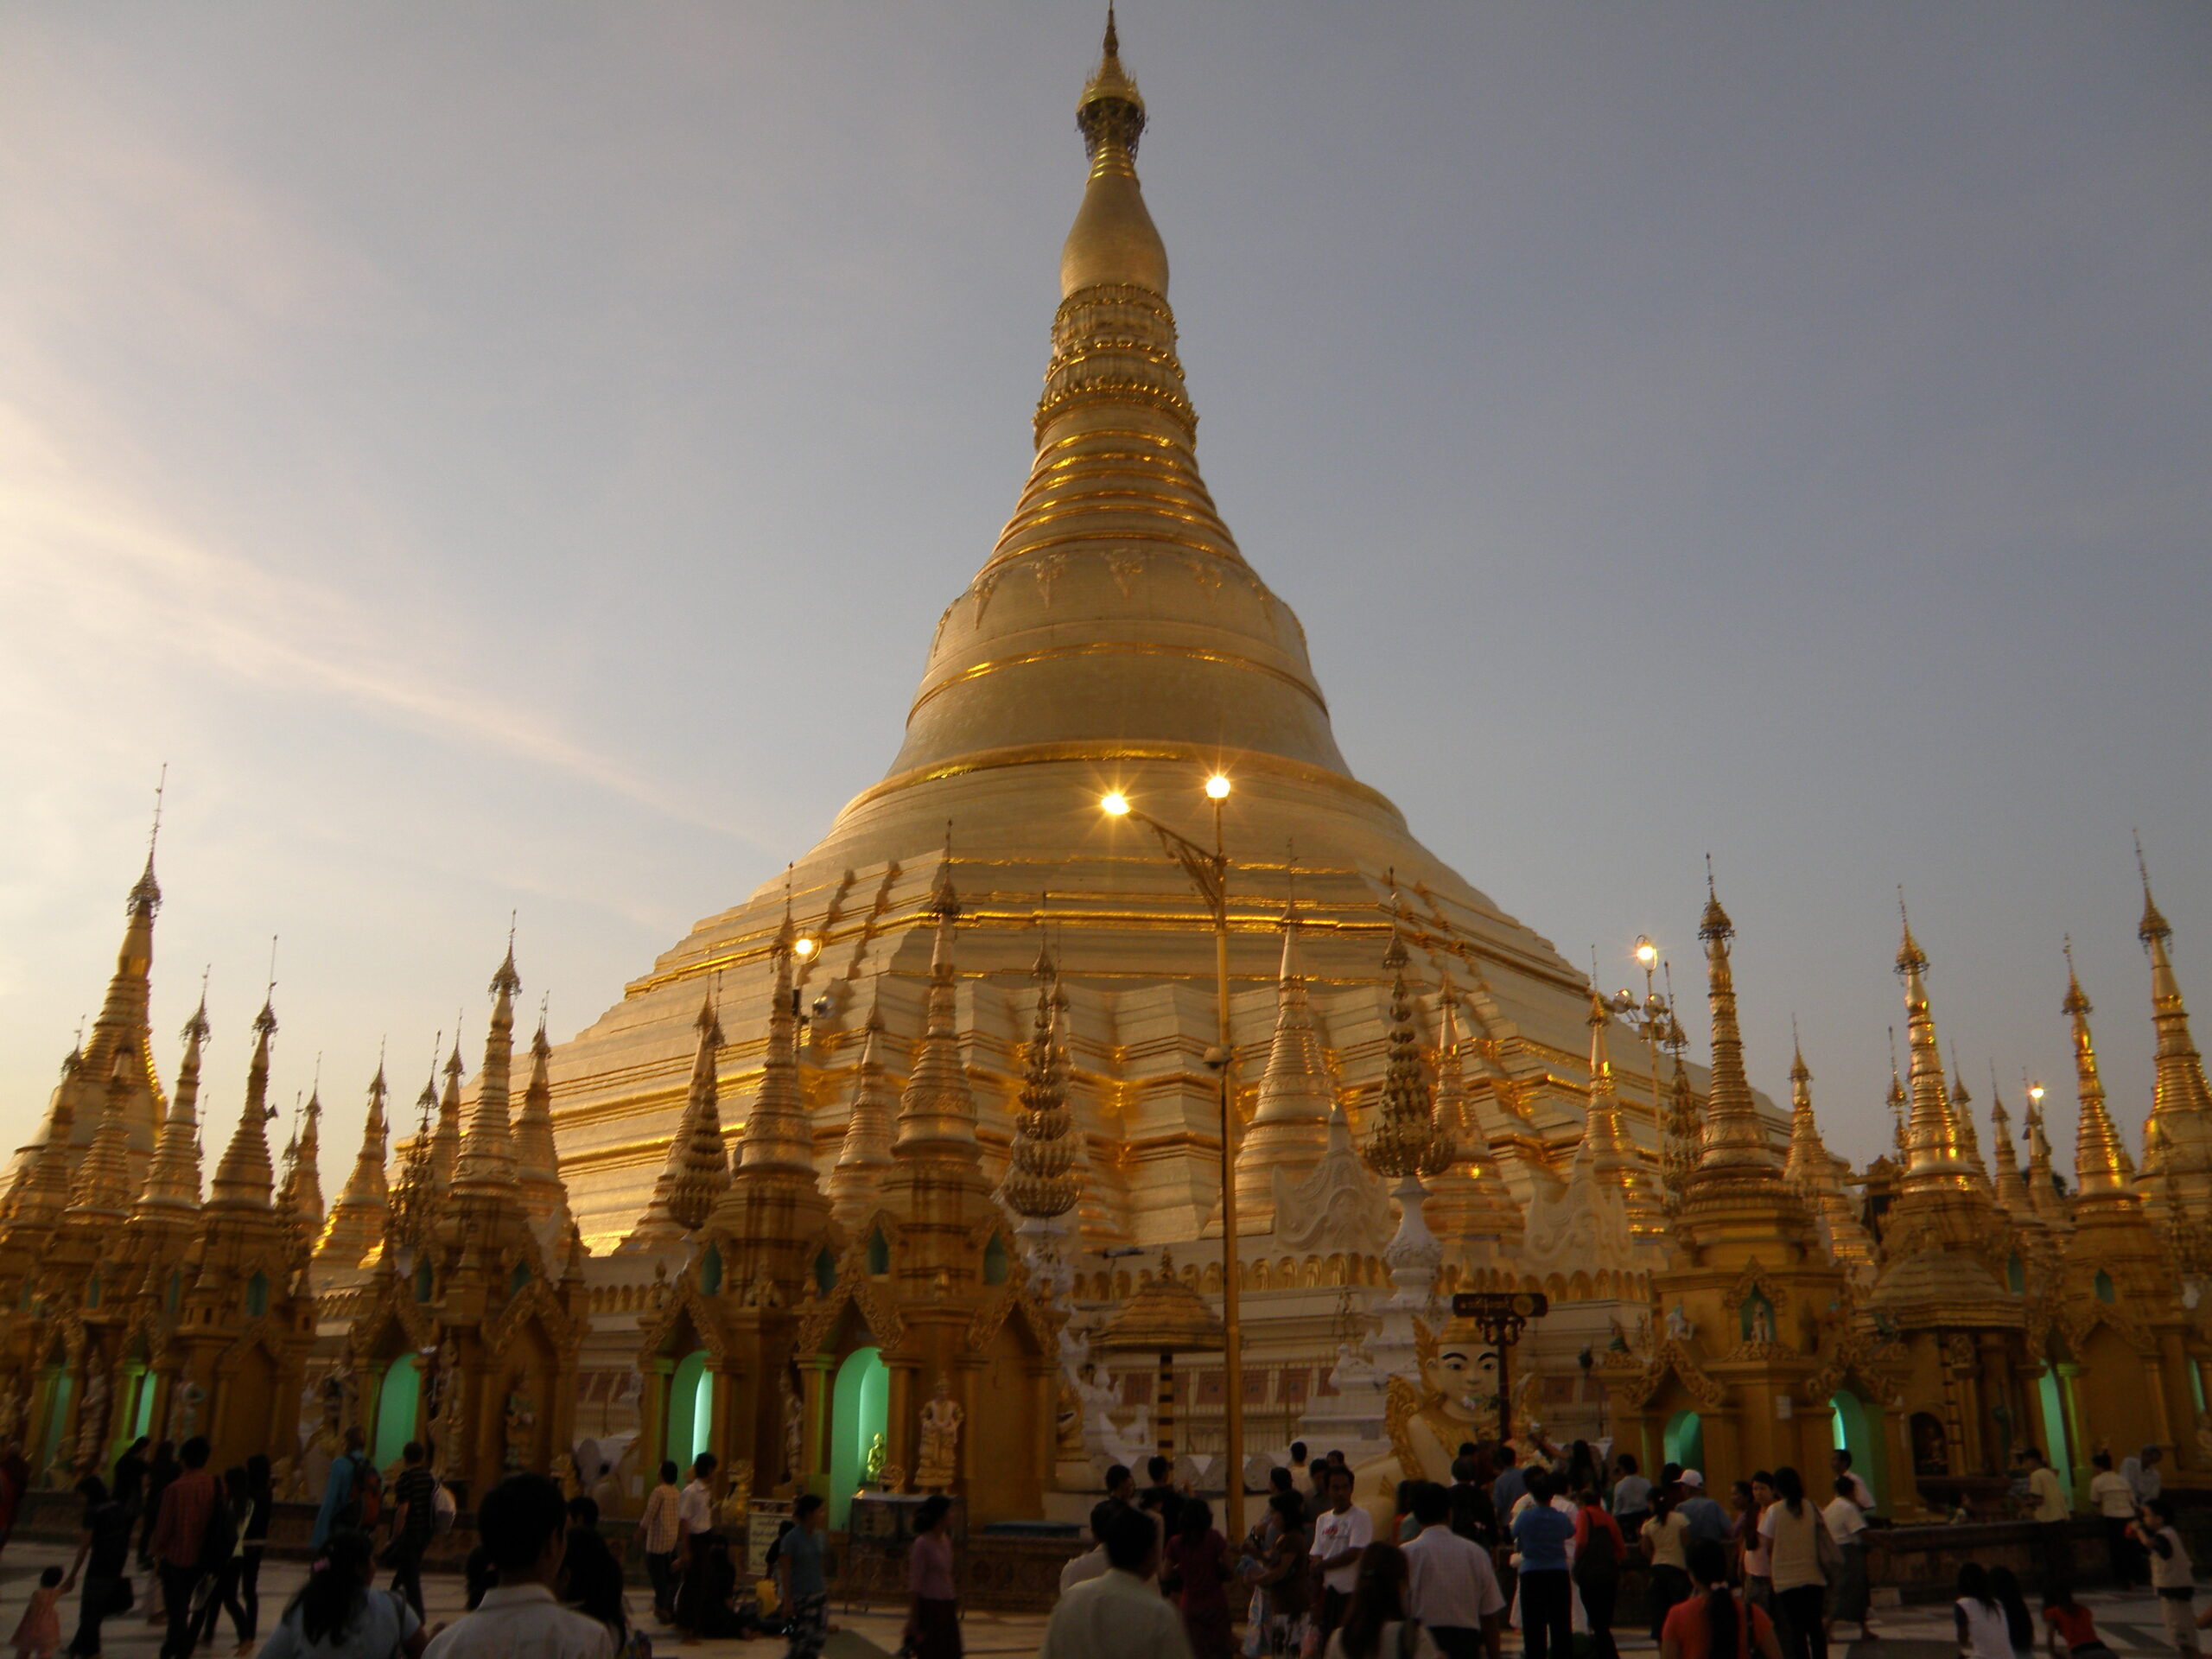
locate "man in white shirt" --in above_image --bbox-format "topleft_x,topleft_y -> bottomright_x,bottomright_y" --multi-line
1402,1482 -> 1505,1659
2123,1445 -> 2164,1504
424,1473 -> 614,1659
2020,1446 -> 2071,1589
1059,1500 -> 1118,1594
1829,1448 -> 1877,1515
2088,1451 -> 2146,1589
673,1452 -> 718,1638
1310,1465 -> 1374,1647
1039,1506 -> 1193,1659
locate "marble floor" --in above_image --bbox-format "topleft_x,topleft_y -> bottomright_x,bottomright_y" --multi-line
0,1541 -> 2190,1659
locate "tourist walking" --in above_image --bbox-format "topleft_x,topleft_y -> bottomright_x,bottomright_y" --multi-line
1038,1505 -> 1192,1659
1956,1564 -> 2015,1659
385,1443 -> 438,1620
1574,1485 -> 1626,1659
137,1440 -> 178,1576
774,1493 -> 830,1659
1312,1465 -> 1376,1648
1661,1541 -> 1782,1659
256,1529 -> 424,1659
1757,1467 -> 1833,1659
637,1460 -> 682,1624
1678,1474 -> 1731,1549
423,1473 -> 614,1659
672,1452 -> 717,1640
1643,1490 -> 1694,1642
148,1434 -> 219,1659
2088,1453 -> 2145,1589
310,1427 -> 372,1554
1325,1542 -> 1440,1659
14,1567 -> 64,1659
191,1466 -> 253,1651
904,1493 -> 961,1659
2127,1499 -> 2196,1657
1734,1478 -> 1773,1613
1251,1491 -> 1313,1657
1402,1482 -> 1504,1659
60,1476 -> 132,1659
1164,1497 -> 1233,1657
1512,1475 -> 1577,1659
1820,1477 -> 1870,1639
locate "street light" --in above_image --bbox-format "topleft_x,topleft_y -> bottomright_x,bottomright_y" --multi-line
1096,777 -> 1247,1537
1609,937 -> 1678,1208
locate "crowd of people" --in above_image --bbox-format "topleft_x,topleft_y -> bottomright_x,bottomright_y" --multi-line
1038,1437 -> 2159,1659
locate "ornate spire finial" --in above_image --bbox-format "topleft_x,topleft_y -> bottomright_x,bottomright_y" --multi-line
1005,930 -> 1079,1220
2063,949 -> 2137,1204
1896,890 -> 1926,977
2138,831 -> 2173,947
1690,863 -> 1781,1184
1365,928 -> 1449,1181
1699,855 -> 1731,940
1789,1015 -> 1809,1083
130,764 -> 166,914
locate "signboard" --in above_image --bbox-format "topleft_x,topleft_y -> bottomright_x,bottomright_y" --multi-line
745,1503 -> 792,1574
1447,1292 -> 1551,1440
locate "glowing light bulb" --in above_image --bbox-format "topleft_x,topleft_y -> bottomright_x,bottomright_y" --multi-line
793,937 -> 817,959
1205,773 -> 1232,800
1636,940 -> 1658,967
1100,792 -> 1130,817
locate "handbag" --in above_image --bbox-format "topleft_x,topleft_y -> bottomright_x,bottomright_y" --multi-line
1812,1512 -> 1844,1581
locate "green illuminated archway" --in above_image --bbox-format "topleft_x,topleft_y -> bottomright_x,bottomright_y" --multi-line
830,1348 -> 889,1529
1663,1409 -> 1704,1475
373,1354 -> 420,1468
665,1351 -> 715,1469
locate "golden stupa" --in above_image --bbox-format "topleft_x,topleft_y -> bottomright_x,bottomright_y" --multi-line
547,17 -> 1688,1258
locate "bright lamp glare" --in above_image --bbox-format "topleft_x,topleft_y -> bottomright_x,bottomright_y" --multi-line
1636,943 -> 1658,966
793,937 -> 817,959
1100,792 -> 1130,817
1205,774 -> 1232,800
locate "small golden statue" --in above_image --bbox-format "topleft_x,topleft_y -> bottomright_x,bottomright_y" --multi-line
865,1432 -> 887,1487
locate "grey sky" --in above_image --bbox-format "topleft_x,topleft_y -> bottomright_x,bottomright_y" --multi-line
2,3 -> 2206,1188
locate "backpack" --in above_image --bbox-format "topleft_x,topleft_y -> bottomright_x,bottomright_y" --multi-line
335,1455 -> 382,1531
431,1479 -> 456,1535
1573,1514 -> 1620,1588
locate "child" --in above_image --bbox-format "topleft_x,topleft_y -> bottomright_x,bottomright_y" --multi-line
12,1567 -> 61,1659
2042,1584 -> 2114,1659
2126,1498 -> 2196,1656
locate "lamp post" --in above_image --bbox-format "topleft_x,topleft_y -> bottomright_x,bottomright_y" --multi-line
1100,776 -> 1245,1538
1609,938 -> 1681,1208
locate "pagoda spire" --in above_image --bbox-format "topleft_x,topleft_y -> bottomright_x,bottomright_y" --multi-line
893,848 -> 982,1163
827,998 -> 899,1229
2022,1083 -> 2072,1236
137,991 -> 210,1216
282,1080 -> 326,1235
67,1048 -> 138,1218
736,906 -> 819,1178
512,1005 -> 569,1228
454,943 -> 522,1194
2063,944 -> 2139,1210
386,1064 -> 440,1254
1003,933 -> 1081,1223
209,997 -> 279,1210
1948,1046 -> 1992,1193
1781,1031 -> 1874,1271
1885,1031 -> 1908,1160
316,1058 -> 391,1266
1421,974 -> 1522,1254
1690,868 -> 1783,1180
2135,839 -> 2212,1214
1363,929 -> 1449,1181
1895,903 -> 1976,1195
429,1037 -> 464,1199
626,993 -> 729,1245
1233,885 -> 1335,1226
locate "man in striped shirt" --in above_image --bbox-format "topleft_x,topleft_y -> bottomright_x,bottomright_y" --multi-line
386,1441 -> 440,1618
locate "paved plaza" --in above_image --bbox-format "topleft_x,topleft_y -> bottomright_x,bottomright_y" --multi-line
0,1540 -> 2195,1659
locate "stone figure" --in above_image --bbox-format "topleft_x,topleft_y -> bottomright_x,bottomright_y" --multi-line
1665,1305 -> 1694,1343
503,1387 -> 537,1471
1749,1300 -> 1776,1346
74,1368 -> 111,1473
779,1375 -> 804,1486
914,1373 -> 963,1491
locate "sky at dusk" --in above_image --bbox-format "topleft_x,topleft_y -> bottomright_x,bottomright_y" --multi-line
2,4 -> 2207,1192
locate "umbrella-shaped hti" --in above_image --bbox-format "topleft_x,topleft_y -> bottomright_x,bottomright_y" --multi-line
1092,1250 -> 1227,1465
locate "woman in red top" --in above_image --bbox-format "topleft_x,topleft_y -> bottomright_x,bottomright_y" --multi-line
1662,1541 -> 1783,1659
2040,1584 -> 2115,1658
1164,1497 -> 1236,1658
